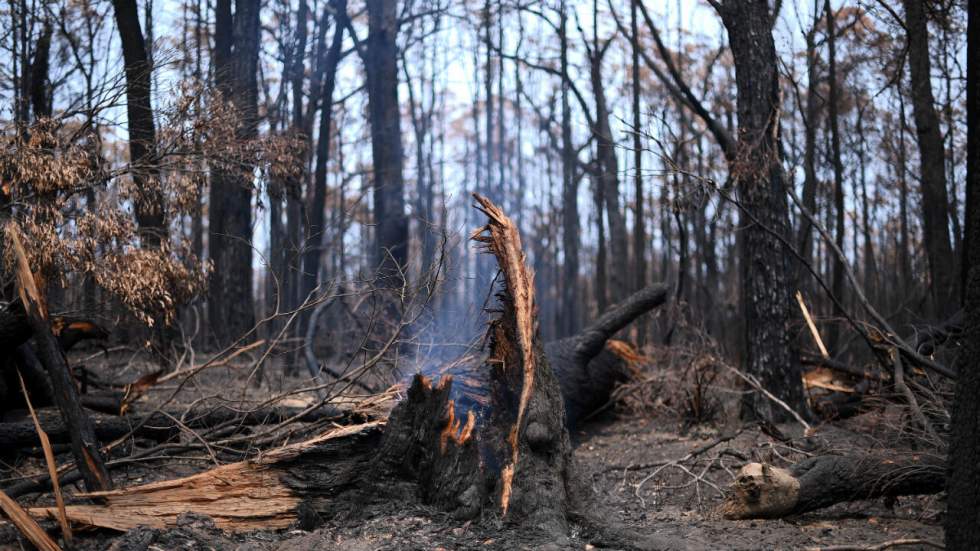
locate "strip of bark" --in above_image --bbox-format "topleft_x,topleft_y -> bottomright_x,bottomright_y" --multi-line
0,489 -> 60,551
16,371 -> 71,543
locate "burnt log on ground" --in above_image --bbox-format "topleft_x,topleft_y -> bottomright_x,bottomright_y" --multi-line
721,454 -> 945,519
0,306 -> 109,354
25,196 -> 670,549
2,337 -> 111,416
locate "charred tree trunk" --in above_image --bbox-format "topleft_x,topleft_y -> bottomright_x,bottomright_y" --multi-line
300,0 -> 346,323
798,6 -> 821,279
207,0 -> 259,345
630,0 -> 647,344
946,1 -> 980,546
903,0 -> 958,315
594,174 -> 608,312
27,21 -> 51,119
714,1 -> 806,422
111,0 -> 163,248
364,0 -> 408,288
589,41 -> 629,306
558,0 -> 580,338
825,0 -> 846,351
4,223 -> 112,493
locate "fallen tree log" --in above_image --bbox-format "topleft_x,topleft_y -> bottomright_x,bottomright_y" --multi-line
26,196 -> 665,547
30,421 -> 385,532
546,282 -> 667,428
421,285 -> 667,430
721,454 -> 945,519
1,306 -> 110,417
3,343 -> 116,416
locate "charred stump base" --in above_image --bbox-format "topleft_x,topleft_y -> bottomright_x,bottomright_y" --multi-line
374,194 -> 576,535
373,375 -> 485,520
720,454 -> 945,519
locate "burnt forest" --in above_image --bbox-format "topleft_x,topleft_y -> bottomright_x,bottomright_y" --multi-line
0,0 -> 978,549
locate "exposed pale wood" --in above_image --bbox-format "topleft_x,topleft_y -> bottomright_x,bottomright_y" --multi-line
796,291 -> 829,358
17,371 -> 71,544
472,193 -> 538,516
0,490 -> 61,551
721,454 -> 945,519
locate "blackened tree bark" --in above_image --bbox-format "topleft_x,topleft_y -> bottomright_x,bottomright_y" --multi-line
300,0 -> 347,306
903,0 -> 958,316
825,0 -> 846,350
208,0 -> 259,345
111,0 -> 163,247
28,20 -> 51,119
284,0 -> 310,325
593,174 -> 607,312
630,0 -> 647,344
962,0 -> 979,304
898,92 -> 914,290
797,3 -> 821,280
856,106 -> 878,300
558,0 -> 580,338
946,0 -> 980,546
713,0 -> 806,422
364,0 -> 408,288
588,31 -> 628,306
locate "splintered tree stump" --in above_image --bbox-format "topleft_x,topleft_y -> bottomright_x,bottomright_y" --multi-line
26,196 -> 668,543
460,193 -> 574,531
721,454 -> 945,519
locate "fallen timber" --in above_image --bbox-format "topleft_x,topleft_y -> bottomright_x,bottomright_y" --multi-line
722,454 -> 945,519
24,195 -> 669,541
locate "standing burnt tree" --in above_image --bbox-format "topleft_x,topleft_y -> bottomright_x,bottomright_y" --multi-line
902,0 -> 959,316
711,0 -> 806,420
947,0 -> 980,545
111,0 -> 163,248
363,0 -> 409,288
208,0 -> 260,344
